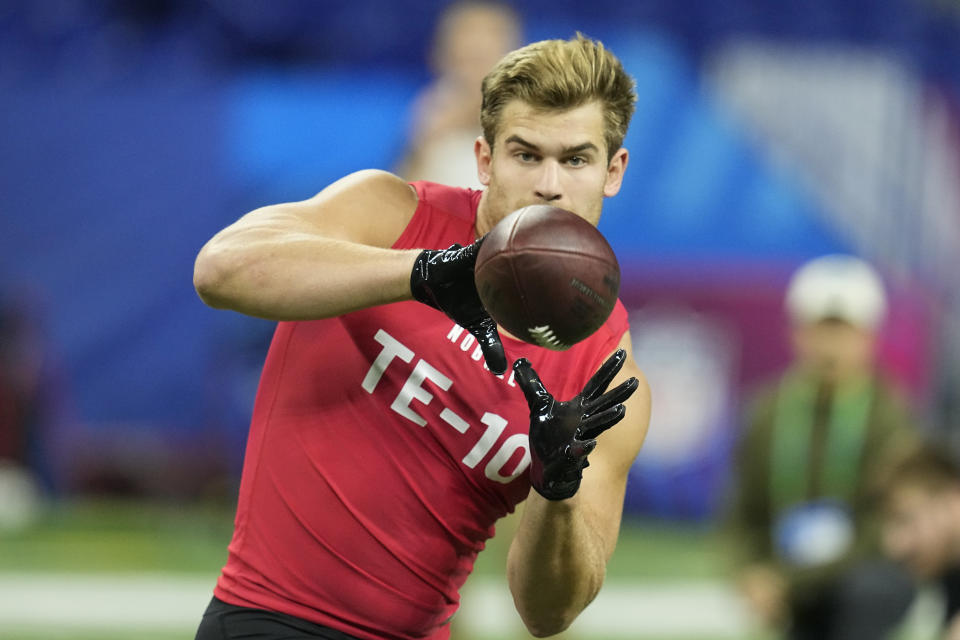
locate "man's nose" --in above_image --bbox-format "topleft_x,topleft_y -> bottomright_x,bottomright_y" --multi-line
534,161 -> 562,202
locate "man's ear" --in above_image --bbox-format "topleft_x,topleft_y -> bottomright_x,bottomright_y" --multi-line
475,136 -> 492,186
603,147 -> 629,197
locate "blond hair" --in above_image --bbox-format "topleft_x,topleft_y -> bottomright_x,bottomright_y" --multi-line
480,34 -> 636,161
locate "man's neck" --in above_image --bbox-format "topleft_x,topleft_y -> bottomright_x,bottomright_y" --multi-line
474,190 -> 493,239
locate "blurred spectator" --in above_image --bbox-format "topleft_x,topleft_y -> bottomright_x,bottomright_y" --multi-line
0,300 -> 41,466
0,294 -> 58,530
395,0 -> 522,188
881,440 -> 960,640
725,254 -> 919,639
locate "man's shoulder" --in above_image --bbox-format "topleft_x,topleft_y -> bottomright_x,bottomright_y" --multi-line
411,181 -> 482,222
393,181 -> 480,251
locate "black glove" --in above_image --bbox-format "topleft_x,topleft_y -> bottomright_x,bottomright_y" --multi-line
410,239 -> 507,375
515,349 -> 639,500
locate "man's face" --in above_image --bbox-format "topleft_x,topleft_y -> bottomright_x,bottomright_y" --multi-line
474,99 -> 628,236
435,7 -> 519,90
883,485 -> 960,580
790,319 -> 876,383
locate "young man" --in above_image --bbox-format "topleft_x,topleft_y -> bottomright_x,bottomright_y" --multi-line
882,442 -> 960,639
192,35 -> 651,640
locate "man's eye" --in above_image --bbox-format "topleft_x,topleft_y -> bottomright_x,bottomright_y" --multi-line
567,156 -> 586,167
513,151 -> 538,163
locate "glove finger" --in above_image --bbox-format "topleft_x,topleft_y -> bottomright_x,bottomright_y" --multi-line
580,349 -> 627,401
473,319 -> 507,375
584,376 -> 639,416
579,405 -> 626,440
513,358 -> 551,408
567,438 -> 597,459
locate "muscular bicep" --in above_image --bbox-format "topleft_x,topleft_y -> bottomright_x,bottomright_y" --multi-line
194,169 -> 421,319
227,169 -> 418,248
578,331 -> 651,560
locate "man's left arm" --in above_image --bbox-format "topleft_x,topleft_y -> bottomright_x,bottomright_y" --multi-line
506,330 -> 651,637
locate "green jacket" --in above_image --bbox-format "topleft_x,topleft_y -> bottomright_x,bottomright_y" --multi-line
725,369 -> 917,602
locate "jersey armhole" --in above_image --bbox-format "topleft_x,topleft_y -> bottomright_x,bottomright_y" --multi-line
589,301 -> 630,381
392,181 -> 479,250
392,183 -> 428,250
558,301 -> 630,399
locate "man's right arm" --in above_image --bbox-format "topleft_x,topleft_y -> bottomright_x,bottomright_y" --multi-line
193,170 -> 421,320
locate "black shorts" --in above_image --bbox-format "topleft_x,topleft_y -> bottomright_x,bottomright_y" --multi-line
195,596 -> 364,640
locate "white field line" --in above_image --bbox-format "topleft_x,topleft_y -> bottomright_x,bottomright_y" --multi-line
458,578 -> 754,637
0,572 -> 768,637
0,573 -> 212,631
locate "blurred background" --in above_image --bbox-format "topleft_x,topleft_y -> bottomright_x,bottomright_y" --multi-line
1,0 -> 960,638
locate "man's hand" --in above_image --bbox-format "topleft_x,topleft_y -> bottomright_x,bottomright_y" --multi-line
410,240 -> 507,374
738,564 -> 787,629
515,349 -> 639,500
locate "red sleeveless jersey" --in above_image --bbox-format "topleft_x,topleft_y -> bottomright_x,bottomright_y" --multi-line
214,181 -> 630,640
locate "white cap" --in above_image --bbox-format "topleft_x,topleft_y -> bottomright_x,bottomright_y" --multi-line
785,254 -> 887,330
